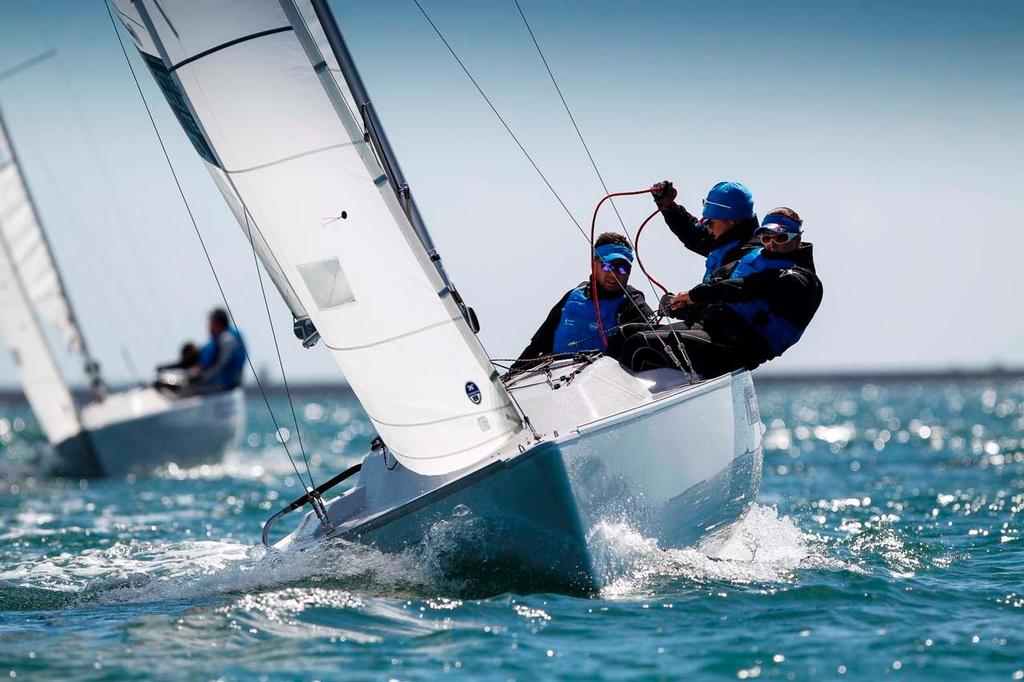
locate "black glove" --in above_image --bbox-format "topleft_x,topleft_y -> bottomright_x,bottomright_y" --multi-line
651,180 -> 677,208
658,292 -> 677,318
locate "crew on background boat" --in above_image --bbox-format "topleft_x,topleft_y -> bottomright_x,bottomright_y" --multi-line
153,341 -> 201,395
618,208 -> 822,377
512,233 -> 653,371
192,308 -> 247,392
157,342 -> 200,373
651,180 -> 760,280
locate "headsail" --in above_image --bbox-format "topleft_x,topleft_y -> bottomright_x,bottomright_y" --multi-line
0,112 -> 83,445
112,0 -> 523,475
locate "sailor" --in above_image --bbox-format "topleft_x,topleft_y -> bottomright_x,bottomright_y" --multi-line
157,342 -> 200,372
650,180 -> 760,280
153,342 -> 201,395
192,308 -> 247,392
619,208 -> 822,377
512,233 -> 653,371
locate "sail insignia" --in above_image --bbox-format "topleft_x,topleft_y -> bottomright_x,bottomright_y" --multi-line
141,53 -> 218,166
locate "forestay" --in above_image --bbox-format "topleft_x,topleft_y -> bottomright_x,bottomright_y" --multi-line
0,113 -> 83,445
113,0 -> 522,475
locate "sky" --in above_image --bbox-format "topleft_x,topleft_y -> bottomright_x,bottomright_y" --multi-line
0,0 -> 1021,387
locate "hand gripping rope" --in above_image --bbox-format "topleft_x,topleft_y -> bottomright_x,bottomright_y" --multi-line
589,188 -> 669,348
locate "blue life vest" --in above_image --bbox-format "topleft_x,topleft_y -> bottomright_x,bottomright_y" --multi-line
725,248 -> 804,356
703,237 -> 743,282
551,286 -> 624,354
200,326 -> 247,389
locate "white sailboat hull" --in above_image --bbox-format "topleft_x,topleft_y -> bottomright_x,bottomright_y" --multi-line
52,387 -> 245,477
277,362 -> 762,594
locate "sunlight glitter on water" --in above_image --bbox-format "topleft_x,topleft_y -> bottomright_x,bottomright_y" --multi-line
1,381 -> 1024,679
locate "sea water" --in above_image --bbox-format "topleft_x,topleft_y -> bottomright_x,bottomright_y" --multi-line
0,379 -> 1022,680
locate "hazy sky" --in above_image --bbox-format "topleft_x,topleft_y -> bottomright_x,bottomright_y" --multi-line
0,0 -> 1021,386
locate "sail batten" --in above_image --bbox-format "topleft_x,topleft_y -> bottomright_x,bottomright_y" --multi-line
115,0 -> 523,474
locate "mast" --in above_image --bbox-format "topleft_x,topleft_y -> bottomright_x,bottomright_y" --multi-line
112,0 -> 524,474
0,109 -> 106,398
306,0 -> 479,331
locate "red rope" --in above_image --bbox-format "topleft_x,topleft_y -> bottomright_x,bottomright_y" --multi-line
634,208 -> 670,296
589,188 -> 657,348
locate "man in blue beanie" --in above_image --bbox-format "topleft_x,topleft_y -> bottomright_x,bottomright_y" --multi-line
512,232 -> 653,371
650,180 -> 760,281
618,207 -> 822,378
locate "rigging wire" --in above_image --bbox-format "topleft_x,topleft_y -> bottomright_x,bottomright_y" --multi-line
19,0 -> 176,347
413,0 -> 689,374
103,1 -> 318,493
587,188 -> 654,347
511,1 -> 629,237
240,207 -> 317,488
0,46 -> 165,375
0,49 -> 55,82
512,0 -> 668,309
412,0 -> 588,242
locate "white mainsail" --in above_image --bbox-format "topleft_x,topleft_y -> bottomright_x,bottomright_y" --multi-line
0,112 -> 84,445
113,0 -> 523,475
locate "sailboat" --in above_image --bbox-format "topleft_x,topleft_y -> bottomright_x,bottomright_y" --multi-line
112,0 -> 762,593
0,109 -> 245,478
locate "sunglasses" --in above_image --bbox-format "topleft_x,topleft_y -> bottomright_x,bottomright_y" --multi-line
599,260 -> 631,276
759,230 -> 801,245
702,198 -> 733,210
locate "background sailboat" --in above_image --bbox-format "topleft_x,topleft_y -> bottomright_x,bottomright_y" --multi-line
0,107 -> 245,477
112,0 -> 762,592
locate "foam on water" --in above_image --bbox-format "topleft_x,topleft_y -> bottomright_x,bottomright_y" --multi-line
1,500 -> 848,613
4,382 -> 1024,678
595,504 -> 842,597
0,535 -> 449,613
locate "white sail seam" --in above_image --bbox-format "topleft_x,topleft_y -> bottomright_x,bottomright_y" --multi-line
223,141 -> 357,174
366,404 -> 513,429
322,316 -> 461,351
386,426 -> 519,461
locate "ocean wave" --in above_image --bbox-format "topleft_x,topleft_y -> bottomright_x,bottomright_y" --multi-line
595,504 -> 844,597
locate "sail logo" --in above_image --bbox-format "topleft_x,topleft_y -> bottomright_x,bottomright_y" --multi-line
465,381 -> 482,405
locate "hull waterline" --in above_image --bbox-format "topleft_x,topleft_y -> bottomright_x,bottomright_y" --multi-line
276,363 -> 763,594
52,387 -> 245,478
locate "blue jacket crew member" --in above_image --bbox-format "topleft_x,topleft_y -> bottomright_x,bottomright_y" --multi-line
650,180 -> 760,280
619,208 -> 822,378
513,233 -> 653,371
194,308 -> 247,392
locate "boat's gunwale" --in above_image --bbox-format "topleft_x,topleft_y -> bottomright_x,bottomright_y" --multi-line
79,386 -> 244,432
307,370 -> 750,549
572,370 -> 741,438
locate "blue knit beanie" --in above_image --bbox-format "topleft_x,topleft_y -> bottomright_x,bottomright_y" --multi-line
701,181 -> 754,222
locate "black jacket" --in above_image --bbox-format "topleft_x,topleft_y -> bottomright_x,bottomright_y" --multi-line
685,243 -> 823,367
660,201 -> 761,267
513,282 -> 653,370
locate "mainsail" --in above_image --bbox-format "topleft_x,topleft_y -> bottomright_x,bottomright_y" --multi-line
113,0 -> 523,475
0,111 -> 84,445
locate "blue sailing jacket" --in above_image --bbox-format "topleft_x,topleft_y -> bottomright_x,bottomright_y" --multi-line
551,286 -> 624,354
703,237 -> 744,282
199,326 -> 247,390
724,248 -> 805,356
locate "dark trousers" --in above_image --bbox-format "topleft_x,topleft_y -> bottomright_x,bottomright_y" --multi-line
616,322 -> 754,378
